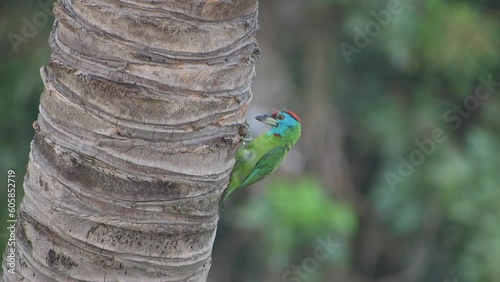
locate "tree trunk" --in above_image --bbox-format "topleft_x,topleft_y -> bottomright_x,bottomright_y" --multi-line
2,0 -> 258,281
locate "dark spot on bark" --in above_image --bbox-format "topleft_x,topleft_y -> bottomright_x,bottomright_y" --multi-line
20,258 -> 28,269
239,124 -> 249,137
46,249 -> 77,269
86,224 -> 101,239
46,250 -> 56,266
252,44 -> 261,55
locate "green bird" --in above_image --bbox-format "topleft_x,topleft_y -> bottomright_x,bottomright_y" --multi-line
220,110 -> 302,208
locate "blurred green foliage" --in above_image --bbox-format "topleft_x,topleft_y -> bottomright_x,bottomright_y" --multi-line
236,177 -> 356,268
223,0 -> 500,281
336,1 -> 500,280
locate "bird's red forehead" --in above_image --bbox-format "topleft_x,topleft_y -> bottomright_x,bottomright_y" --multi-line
272,110 -> 300,122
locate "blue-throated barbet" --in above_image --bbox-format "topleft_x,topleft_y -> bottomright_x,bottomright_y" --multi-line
220,110 -> 301,208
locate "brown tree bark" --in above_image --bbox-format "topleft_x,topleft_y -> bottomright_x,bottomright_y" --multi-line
2,0 -> 259,281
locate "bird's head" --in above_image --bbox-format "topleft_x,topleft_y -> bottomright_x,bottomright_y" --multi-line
256,110 -> 301,136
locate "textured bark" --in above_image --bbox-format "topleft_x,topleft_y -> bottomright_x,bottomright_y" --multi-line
2,0 -> 258,281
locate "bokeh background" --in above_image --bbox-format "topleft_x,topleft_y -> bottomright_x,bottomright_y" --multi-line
1,1 -> 499,281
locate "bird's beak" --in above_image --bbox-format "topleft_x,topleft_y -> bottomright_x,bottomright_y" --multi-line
255,114 -> 278,126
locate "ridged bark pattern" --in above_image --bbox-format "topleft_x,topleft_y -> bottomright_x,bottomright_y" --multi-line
2,0 -> 258,281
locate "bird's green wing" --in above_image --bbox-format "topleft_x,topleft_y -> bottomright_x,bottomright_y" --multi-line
238,146 -> 286,188
227,147 -> 253,189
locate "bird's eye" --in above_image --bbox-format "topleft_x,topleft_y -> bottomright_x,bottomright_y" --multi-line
277,114 -> 285,120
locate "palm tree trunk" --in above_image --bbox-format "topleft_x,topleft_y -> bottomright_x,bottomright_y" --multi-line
2,0 -> 258,281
